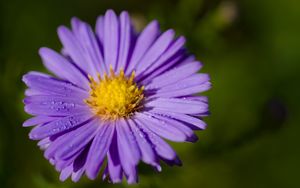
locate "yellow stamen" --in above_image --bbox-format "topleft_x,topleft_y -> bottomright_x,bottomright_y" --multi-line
85,68 -> 144,121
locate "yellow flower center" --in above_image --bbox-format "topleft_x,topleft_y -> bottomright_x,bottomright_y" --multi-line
85,67 -> 144,120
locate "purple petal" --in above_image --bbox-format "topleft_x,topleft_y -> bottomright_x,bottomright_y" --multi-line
145,98 -> 209,115
23,116 -> 59,127
72,169 -> 84,182
54,152 -> 80,171
116,11 -> 132,72
71,147 -> 89,182
127,119 -> 160,167
134,117 -> 177,160
149,74 -> 211,98
24,95 -> 88,116
148,108 -> 207,130
39,47 -> 89,90
95,16 -> 105,46
126,20 -> 159,74
156,74 -> 210,91
139,51 -> 186,84
53,119 -> 99,160
59,165 -> 73,181
146,112 -> 198,142
138,36 -> 186,78
29,112 -> 93,140
116,119 -> 141,165
85,122 -> 115,180
116,119 -> 140,183
107,132 -> 123,183
135,113 -> 187,142
22,72 -> 88,98
25,89 -> 44,96
180,96 -> 209,105
38,137 -> 51,150
57,26 -> 91,75
72,18 -> 106,77
135,29 -> 175,76
145,61 -> 202,89
103,10 -> 119,69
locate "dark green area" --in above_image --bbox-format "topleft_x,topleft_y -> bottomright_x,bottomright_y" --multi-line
0,0 -> 299,187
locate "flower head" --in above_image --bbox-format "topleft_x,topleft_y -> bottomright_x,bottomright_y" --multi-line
22,10 -> 211,184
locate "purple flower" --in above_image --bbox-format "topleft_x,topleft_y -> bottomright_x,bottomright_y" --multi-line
22,10 -> 211,184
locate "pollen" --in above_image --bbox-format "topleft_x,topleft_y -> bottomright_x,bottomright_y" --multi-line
85,67 -> 144,121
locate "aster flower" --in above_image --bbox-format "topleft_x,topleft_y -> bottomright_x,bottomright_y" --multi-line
22,10 -> 211,184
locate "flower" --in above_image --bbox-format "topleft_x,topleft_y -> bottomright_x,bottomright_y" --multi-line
22,9 -> 211,184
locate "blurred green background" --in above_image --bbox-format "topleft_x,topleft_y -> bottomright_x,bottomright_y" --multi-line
0,0 -> 299,187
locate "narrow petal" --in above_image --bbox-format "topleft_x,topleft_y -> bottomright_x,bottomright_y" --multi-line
24,95 -> 88,116
38,137 -> 51,150
156,74 -> 210,92
54,152 -> 80,171
103,10 -> 119,69
135,113 -> 187,142
116,11 -> 132,72
145,112 -> 198,142
126,20 -> 159,74
135,29 -> 175,76
107,132 -> 123,183
116,119 -> 140,183
53,119 -> 99,160
60,165 -> 73,181
25,89 -> 44,96
138,36 -> 186,78
149,74 -> 211,98
148,109 -> 207,130
145,98 -> 208,115
22,72 -> 88,99
72,18 -> 106,77
39,47 -> 89,90
57,26 -> 90,74
72,147 -> 89,182
139,51 -> 187,84
23,116 -> 59,127
145,61 -> 202,89
85,122 -> 115,180
134,117 -> 177,160
116,119 -> 141,165
127,119 -> 159,167
72,169 -> 84,182
95,16 -> 105,45
29,112 -> 93,140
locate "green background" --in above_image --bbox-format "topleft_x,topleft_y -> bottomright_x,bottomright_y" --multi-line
0,0 -> 299,187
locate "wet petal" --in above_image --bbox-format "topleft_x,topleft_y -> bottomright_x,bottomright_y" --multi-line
85,122 -> 115,180
127,119 -> 159,167
29,112 -> 93,140
148,108 -> 207,130
23,116 -> 59,127
116,119 -> 140,184
39,47 -> 89,90
134,117 -> 177,160
22,71 -> 88,98
135,113 -> 187,142
53,119 -> 99,160
24,95 -> 88,116
145,98 -> 209,115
